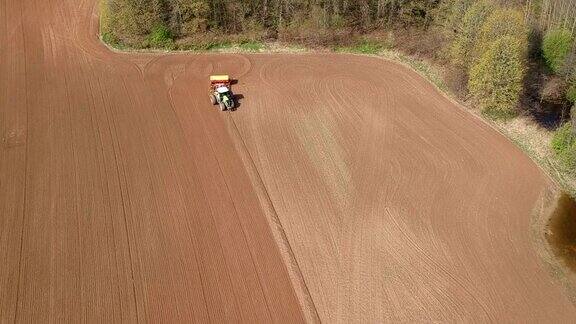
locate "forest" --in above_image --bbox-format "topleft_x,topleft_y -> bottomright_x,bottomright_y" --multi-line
103,0 -> 443,44
101,0 -> 576,172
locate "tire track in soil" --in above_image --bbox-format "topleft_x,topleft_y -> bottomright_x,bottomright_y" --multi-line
228,54 -> 576,322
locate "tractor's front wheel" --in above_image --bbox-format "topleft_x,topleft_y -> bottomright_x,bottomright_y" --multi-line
219,102 -> 227,111
210,94 -> 217,105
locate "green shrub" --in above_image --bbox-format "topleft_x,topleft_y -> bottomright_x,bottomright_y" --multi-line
568,81 -> 576,103
335,39 -> 385,55
105,0 -> 165,45
148,25 -> 173,48
552,122 -> 576,172
205,41 -> 232,50
442,0 -> 475,36
474,9 -> 528,60
101,32 -> 124,48
351,40 -> 384,54
239,40 -> 264,51
100,0 -> 111,35
542,28 -> 574,74
449,0 -> 494,67
469,36 -> 525,119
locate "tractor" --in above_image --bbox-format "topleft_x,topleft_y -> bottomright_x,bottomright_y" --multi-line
209,75 -> 235,111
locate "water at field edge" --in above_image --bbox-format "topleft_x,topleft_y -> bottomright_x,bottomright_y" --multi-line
547,193 -> 576,272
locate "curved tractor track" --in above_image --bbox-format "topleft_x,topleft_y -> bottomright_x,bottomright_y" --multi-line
0,0 -> 575,322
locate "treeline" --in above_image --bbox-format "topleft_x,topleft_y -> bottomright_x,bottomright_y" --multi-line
443,0 -> 574,114
101,0 -> 443,46
532,0 -> 576,171
442,1 -> 530,118
438,0 -> 575,169
527,0 -> 575,107
527,0 -> 576,33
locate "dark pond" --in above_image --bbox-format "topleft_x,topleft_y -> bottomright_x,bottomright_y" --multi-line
547,193 -> 576,272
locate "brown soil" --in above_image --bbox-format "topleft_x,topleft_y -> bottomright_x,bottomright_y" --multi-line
1,0 -> 575,322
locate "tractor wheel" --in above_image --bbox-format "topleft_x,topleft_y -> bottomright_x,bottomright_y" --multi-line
209,94 -> 217,105
219,102 -> 227,111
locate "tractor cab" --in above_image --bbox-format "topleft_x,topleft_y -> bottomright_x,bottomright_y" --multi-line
216,86 -> 231,97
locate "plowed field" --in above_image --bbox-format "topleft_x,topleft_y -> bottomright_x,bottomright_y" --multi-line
1,0 -> 575,322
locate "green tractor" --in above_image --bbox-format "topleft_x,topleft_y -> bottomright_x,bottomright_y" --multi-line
209,75 -> 235,111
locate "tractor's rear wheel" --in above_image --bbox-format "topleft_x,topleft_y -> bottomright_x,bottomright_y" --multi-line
219,102 -> 227,111
209,94 -> 217,105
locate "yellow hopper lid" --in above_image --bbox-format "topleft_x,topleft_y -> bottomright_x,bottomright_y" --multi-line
210,75 -> 230,82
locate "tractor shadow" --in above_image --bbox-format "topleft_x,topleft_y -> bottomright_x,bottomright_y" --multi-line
232,94 -> 245,111
230,79 -> 244,111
